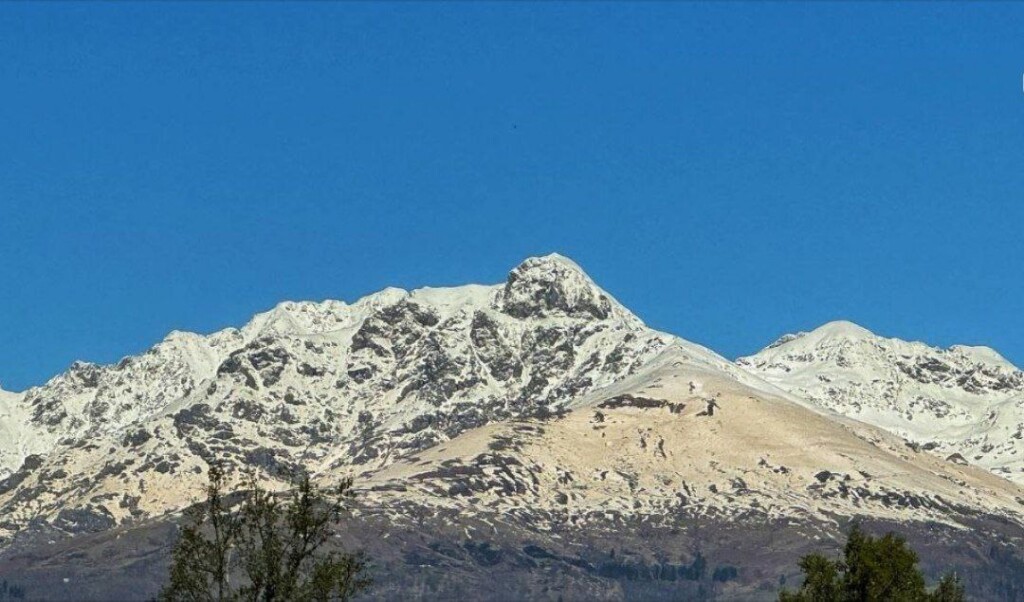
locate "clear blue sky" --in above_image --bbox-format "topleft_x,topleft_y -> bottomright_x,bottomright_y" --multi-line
2,3 -> 1022,391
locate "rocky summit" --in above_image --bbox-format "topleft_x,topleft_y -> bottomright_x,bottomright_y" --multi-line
2,255 -> 1024,601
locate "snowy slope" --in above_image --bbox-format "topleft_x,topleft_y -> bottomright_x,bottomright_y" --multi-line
0,387 -> 32,478
357,344 -> 1024,532
739,321 -> 1024,482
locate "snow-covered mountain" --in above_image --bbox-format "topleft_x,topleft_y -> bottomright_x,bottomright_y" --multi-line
738,321 -> 1024,484
0,255 -> 686,531
2,257 -> 1024,600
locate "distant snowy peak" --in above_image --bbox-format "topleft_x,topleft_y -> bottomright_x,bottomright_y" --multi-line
756,320 -> 882,353
801,319 -> 874,342
739,319 -> 1024,482
741,320 -> 1024,396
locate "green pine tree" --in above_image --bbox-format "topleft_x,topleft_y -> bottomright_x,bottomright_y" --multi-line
159,462 -> 370,602
930,573 -> 966,602
779,524 -> 966,602
778,553 -> 842,602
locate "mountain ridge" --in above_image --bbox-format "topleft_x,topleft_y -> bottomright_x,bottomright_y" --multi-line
2,259 -> 1022,483
2,255 -> 1024,600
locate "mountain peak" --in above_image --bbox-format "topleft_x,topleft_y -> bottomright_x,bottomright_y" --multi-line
527,252 -> 584,269
494,254 -> 626,321
755,320 -> 875,354
807,320 -> 875,341
507,253 -> 592,284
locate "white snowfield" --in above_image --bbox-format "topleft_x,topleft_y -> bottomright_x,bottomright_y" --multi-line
0,254 -> 1021,541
